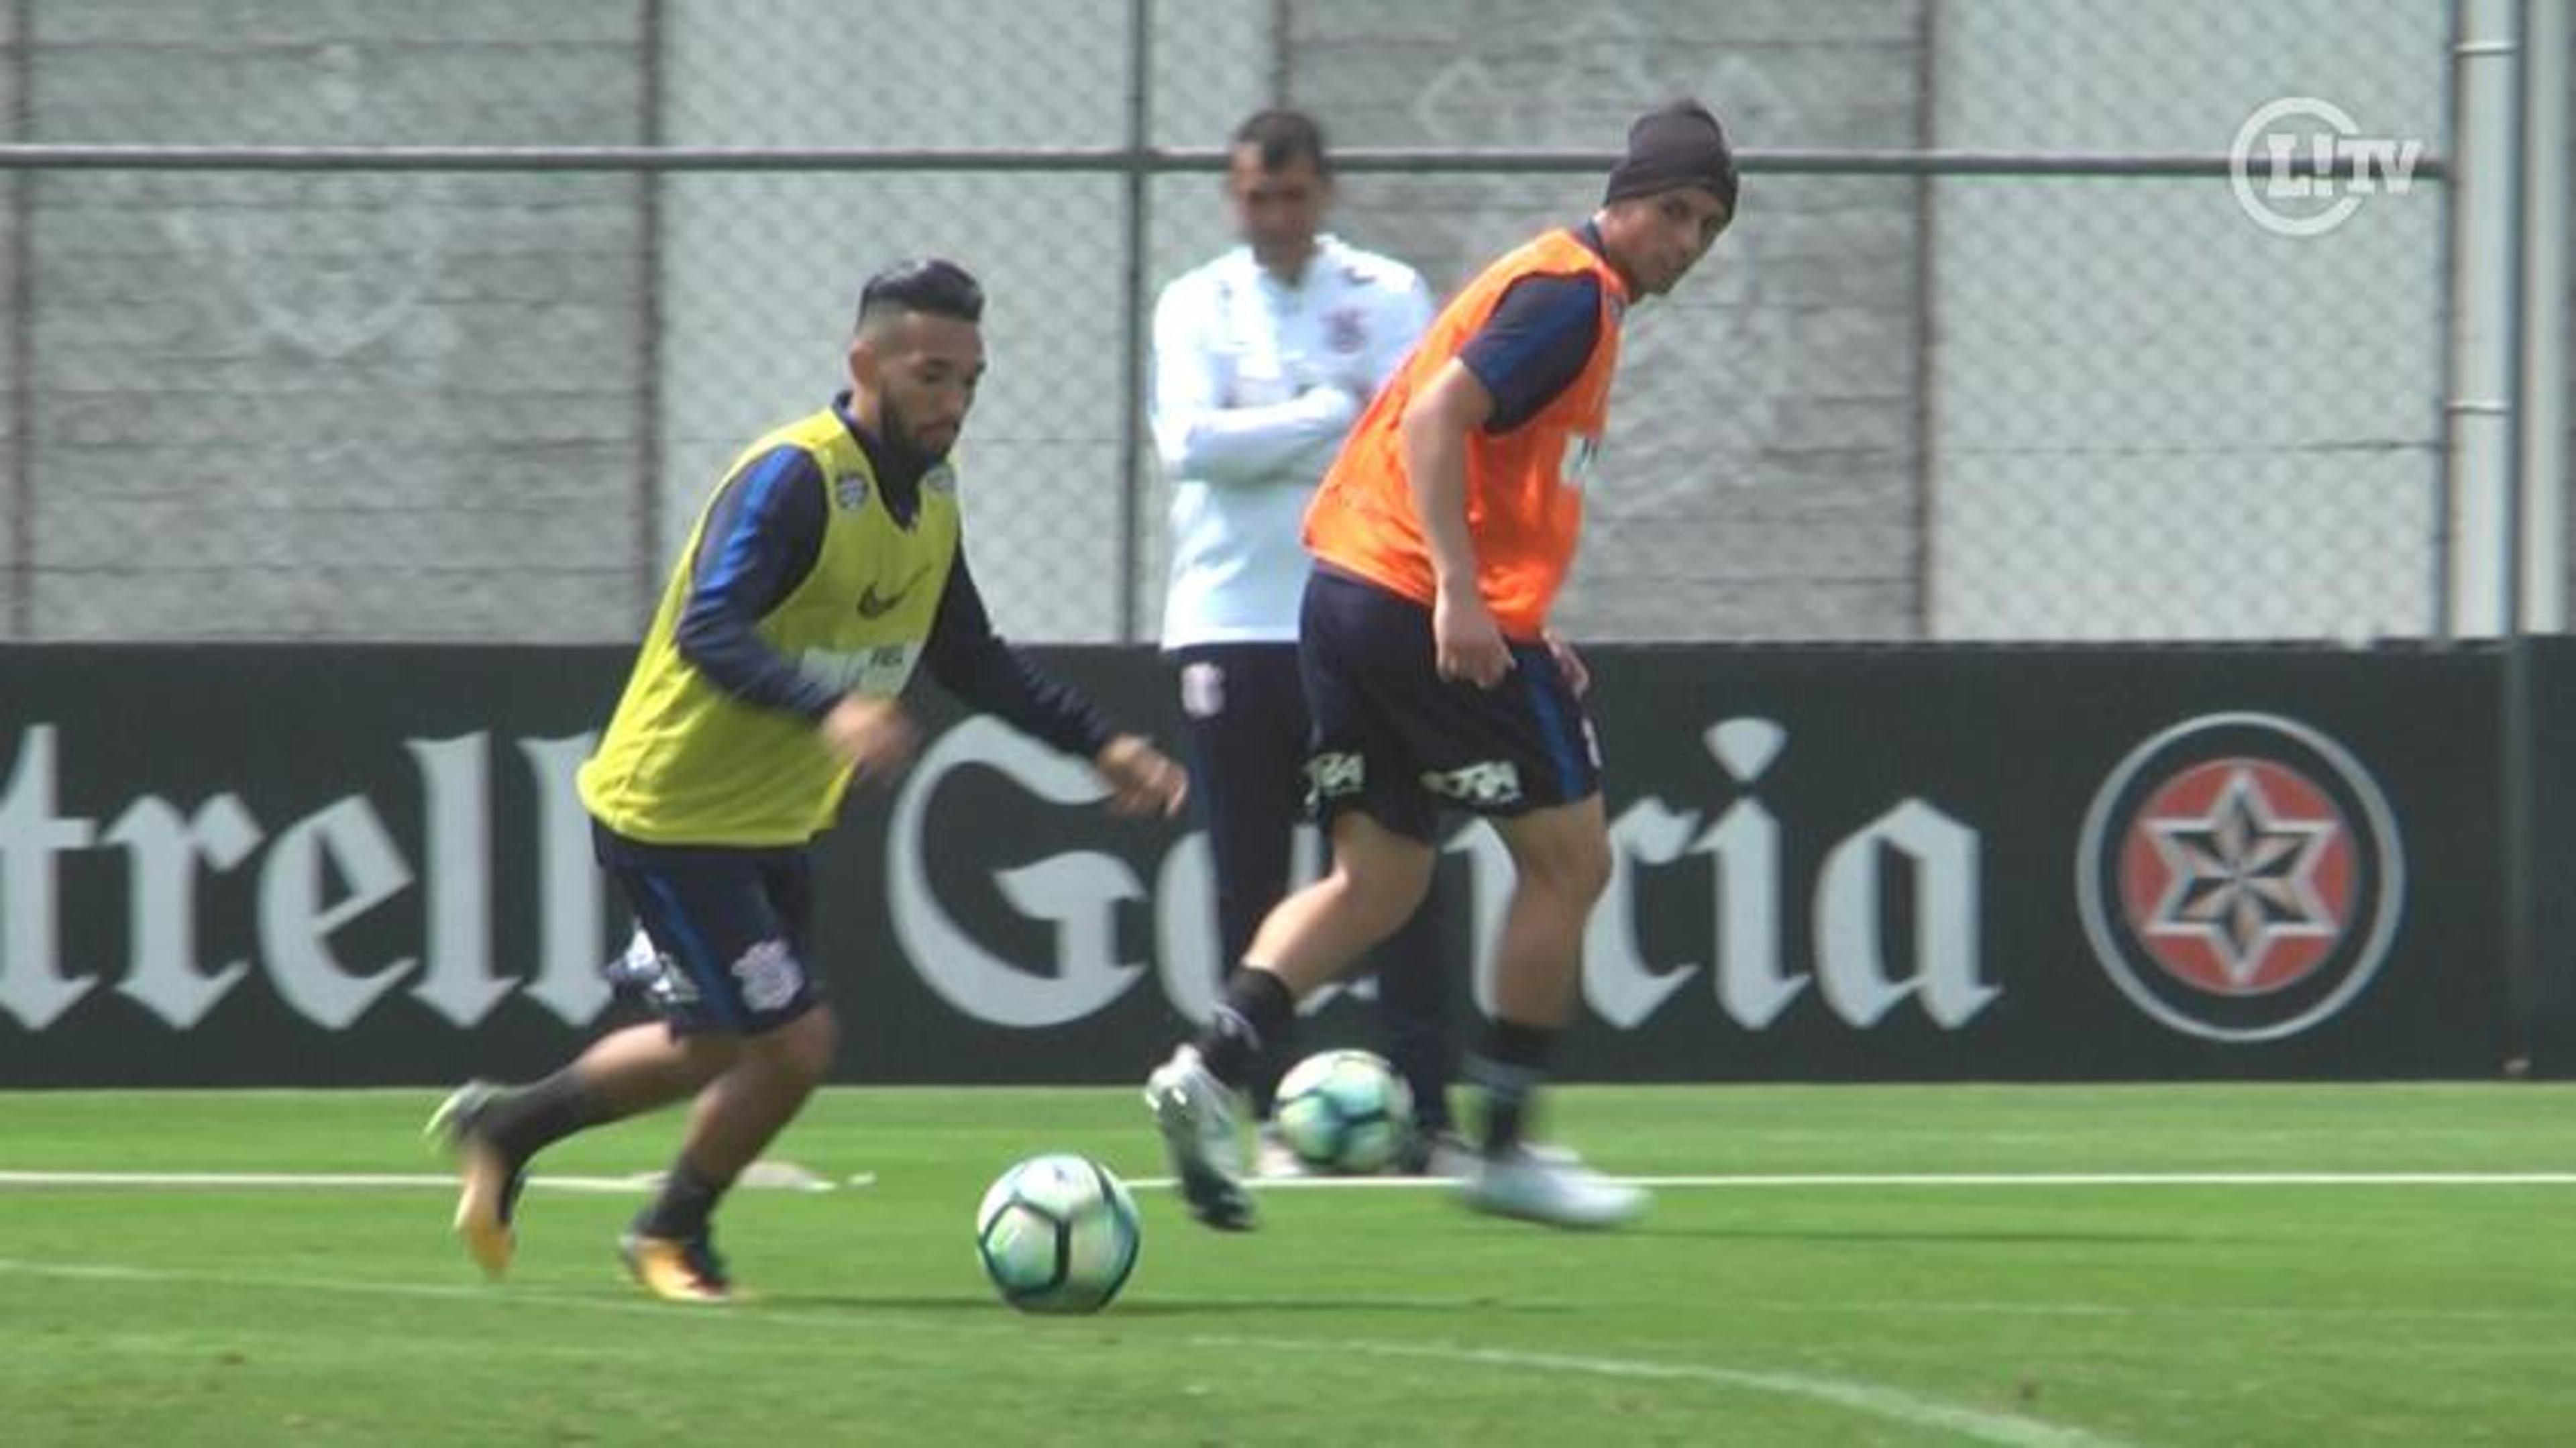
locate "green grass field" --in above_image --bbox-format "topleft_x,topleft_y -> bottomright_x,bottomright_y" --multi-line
4,1083 -> 2571,1445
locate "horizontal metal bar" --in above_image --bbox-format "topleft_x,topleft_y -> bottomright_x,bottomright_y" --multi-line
1732,147 -> 2450,180
0,143 -> 1157,173
0,142 -> 2452,181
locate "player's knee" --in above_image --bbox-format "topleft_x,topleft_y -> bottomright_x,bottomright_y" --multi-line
1521,829 -> 1613,905
762,1003 -> 840,1086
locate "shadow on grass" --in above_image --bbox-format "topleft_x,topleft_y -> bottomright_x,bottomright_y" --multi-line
775,1293 -> 1539,1317
1050,1295 -> 1548,1318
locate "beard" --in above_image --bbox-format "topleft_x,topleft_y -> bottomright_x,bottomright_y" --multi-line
878,395 -> 953,474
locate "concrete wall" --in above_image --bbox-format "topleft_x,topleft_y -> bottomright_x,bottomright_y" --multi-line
653,0 -> 1273,644
16,0 -> 650,640
0,0 -> 2499,646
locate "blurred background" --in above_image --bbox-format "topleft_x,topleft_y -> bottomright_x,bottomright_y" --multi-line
0,0 -> 2561,647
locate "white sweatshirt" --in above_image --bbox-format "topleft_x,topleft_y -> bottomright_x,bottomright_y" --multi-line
1152,234 -> 1434,647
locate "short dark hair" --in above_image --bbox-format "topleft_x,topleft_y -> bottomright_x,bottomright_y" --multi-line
855,257 -> 984,334
1231,108 -> 1330,177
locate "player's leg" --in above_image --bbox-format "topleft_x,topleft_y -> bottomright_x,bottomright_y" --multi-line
1397,632 -> 1643,1226
621,845 -> 832,1302
432,827 -> 765,1278
1192,576 -> 1443,1068
1476,791 -> 1613,1107
1461,802 -> 1644,1226
1238,811 -> 1437,998
659,1009 -> 837,1184
1483,788 -> 1597,1025
430,1017 -> 732,1277
1147,570 -> 1438,1229
1148,809 -> 1434,1229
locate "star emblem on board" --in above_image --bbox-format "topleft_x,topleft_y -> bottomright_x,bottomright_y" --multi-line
2140,765 -> 2337,989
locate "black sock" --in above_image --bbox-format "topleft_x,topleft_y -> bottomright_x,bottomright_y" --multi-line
480,1069 -> 602,1164
633,1157 -> 728,1241
1466,1019 -> 1558,1156
1192,967 -> 1295,1090
1246,1014 -> 1299,1121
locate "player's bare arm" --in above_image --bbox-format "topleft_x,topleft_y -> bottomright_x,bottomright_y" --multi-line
1401,360 -> 1512,689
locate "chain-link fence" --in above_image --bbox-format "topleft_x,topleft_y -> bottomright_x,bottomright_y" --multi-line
0,0 -> 2548,646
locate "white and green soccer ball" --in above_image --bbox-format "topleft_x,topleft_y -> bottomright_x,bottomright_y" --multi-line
974,1153 -> 1141,1314
1273,1047 -> 1415,1174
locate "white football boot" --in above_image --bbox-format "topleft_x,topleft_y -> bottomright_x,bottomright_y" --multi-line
1144,1045 -> 1258,1230
1460,1145 -> 1648,1229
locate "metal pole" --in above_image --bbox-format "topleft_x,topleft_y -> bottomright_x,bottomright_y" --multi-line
5,0 -> 32,639
1116,0 -> 1153,643
2446,3 -> 2520,634
2520,0 -> 2571,629
1269,0 -> 1292,105
0,143 -> 2446,180
637,0 -> 667,623
2506,0 -> 2530,635
1909,0 -> 1942,639
2498,0 -> 2538,1074
2434,0 -> 2467,637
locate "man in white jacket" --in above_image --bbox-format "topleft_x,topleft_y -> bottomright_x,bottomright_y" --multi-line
1152,108 -> 1462,1174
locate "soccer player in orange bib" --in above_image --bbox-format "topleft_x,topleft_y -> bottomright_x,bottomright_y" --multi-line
1147,99 -> 1739,1229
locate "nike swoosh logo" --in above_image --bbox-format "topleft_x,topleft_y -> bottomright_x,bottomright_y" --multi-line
855,564 -> 935,619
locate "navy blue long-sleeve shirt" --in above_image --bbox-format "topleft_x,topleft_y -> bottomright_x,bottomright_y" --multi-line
672,398 -> 1115,761
1457,221 -> 1613,432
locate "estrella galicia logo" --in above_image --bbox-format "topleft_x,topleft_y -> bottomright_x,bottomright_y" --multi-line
2074,712 -> 2404,1042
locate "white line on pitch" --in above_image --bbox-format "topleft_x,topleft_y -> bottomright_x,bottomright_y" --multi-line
1132,1170 -> 2576,1190
0,1253 -> 2137,1448
5,1168 -> 2569,1194
0,1171 -> 653,1192
0,1168 -> 853,1193
1628,1172 -> 2576,1186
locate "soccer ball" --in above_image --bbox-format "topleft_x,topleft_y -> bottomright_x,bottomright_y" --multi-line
1273,1048 -> 1415,1174
973,1153 -> 1141,1314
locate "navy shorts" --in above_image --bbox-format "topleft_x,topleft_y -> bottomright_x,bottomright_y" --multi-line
1297,566 -> 1603,842
592,821 -> 823,1036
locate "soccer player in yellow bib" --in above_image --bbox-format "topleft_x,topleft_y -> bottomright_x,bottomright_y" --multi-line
432,258 -> 1187,1304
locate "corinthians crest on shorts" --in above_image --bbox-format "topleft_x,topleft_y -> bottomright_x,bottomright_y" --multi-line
2074,712 -> 2405,1043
